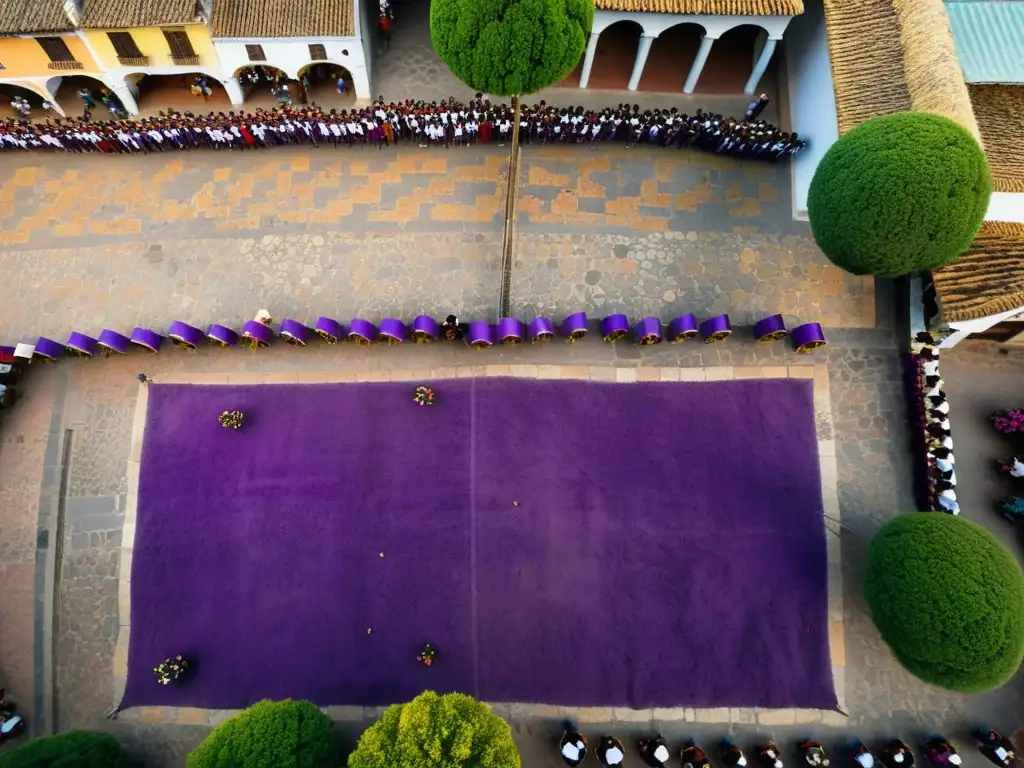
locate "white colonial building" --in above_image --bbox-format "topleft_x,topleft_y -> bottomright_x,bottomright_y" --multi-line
210,0 -> 372,102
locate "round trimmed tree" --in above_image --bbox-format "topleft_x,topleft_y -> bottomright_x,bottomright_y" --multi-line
187,699 -> 336,768
348,691 -> 520,768
430,0 -> 594,97
808,112 -> 991,277
864,513 -> 1024,692
0,730 -> 129,768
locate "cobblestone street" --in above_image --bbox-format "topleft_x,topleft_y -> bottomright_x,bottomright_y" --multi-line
0,134 -> 1019,766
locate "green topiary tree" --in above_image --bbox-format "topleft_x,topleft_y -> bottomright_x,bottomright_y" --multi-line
187,699 -> 337,768
430,0 -> 594,314
430,0 -> 594,97
348,691 -> 521,768
864,512 -> 1024,692
0,730 -> 129,768
807,112 -> 991,277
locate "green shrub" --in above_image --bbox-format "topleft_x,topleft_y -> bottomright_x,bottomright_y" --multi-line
187,699 -> 337,768
0,729 -> 128,768
430,0 -> 594,96
807,112 -> 991,277
864,512 -> 1024,692
348,691 -> 521,768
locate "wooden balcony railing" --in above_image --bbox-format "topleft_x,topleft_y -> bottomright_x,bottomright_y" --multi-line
47,60 -> 84,70
117,55 -> 150,66
171,54 -> 201,66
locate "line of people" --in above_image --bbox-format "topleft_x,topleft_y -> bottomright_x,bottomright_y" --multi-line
0,94 -> 806,161
916,334 -> 958,514
558,727 -> 1016,768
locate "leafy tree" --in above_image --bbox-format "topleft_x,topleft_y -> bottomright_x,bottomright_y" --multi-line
0,730 -> 129,768
348,691 -> 521,768
807,112 -> 991,277
187,699 -> 337,768
430,0 -> 594,96
864,512 -> 1024,692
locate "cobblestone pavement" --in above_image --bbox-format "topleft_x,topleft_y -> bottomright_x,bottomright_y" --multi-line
0,146 -> 868,343
2,321 -> 1021,766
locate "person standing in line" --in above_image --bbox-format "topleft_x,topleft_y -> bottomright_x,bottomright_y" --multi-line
746,93 -> 770,121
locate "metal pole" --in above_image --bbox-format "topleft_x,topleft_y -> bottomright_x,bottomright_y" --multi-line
498,94 -> 522,318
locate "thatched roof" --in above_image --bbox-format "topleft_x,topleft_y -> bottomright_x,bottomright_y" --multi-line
822,0 -> 979,141
81,0 -> 200,28
822,0 -> 912,134
0,0 -> 73,33
595,0 -> 803,14
933,222 -> 1024,322
969,84 -> 1024,193
211,0 -> 355,37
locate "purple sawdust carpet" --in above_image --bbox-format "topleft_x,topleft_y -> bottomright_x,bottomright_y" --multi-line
123,378 -> 835,710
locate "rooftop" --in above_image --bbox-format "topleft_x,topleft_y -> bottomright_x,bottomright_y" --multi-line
80,0 -> 200,28
969,84 -> 1024,192
210,0 -> 355,37
933,222 -> 1024,323
0,0 -> 73,34
594,0 -> 804,15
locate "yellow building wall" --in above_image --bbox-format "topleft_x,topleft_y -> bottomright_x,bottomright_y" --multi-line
83,24 -> 220,71
0,34 -> 103,79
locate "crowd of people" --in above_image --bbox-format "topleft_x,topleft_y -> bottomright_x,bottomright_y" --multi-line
913,333 -> 958,514
1,92 -> 806,160
557,729 -> 1017,768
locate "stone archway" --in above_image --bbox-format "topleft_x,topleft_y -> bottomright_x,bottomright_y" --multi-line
699,23 -> 770,94
640,22 -> 704,92
584,19 -> 644,90
47,74 -> 126,118
126,71 -> 232,114
0,82 -> 57,119
296,61 -> 356,106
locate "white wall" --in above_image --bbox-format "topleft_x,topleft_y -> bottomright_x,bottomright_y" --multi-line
212,37 -> 370,100
783,0 -> 838,217
986,193 -> 1024,224
591,9 -> 792,38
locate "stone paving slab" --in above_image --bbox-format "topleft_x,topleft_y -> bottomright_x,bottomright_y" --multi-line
110,361 -> 843,729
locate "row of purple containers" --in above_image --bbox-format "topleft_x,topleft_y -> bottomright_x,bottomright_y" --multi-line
5,313 -> 827,362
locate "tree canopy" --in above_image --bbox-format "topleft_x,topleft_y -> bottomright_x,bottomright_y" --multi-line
0,730 -> 129,768
864,512 -> 1024,692
187,699 -> 337,768
430,0 -> 594,96
348,691 -> 521,768
807,112 -> 991,277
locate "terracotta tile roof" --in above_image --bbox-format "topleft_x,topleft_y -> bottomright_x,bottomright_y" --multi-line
594,0 -> 803,15
969,84 -> 1024,193
933,222 -> 1024,322
80,0 -> 201,28
211,0 -> 355,37
0,0 -> 73,34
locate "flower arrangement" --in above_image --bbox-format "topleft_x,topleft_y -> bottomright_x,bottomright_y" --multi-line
219,409 -> 244,430
413,386 -> 435,407
567,329 -> 586,344
416,643 -> 436,667
991,410 -> 1024,435
154,655 -> 188,684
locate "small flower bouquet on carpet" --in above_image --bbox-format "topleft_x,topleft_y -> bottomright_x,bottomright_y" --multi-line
154,655 -> 188,685
219,409 -> 244,430
413,387 -> 435,407
416,643 -> 436,667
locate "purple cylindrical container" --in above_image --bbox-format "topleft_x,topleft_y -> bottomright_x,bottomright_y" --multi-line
754,314 -> 787,343
700,314 -> 732,344
65,331 -> 98,356
97,329 -> 131,355
668,314 -> 698,342
130,328 -> 163,353
467,321 -> 494,348
241,320 -> 272,348
561,312 -> 587,343
379,318 -> 408,346
601,313 -> 629,343
792,322 -> 827,352
348,318 -> 376,346
280,318 -> 308,346
634,316 -> 662,346
315,316 -> 343,344
498,317 -> 525,344
207,324 -> 239,347
167,321 -> 204,350
34,337 -> 65,361
528,317 -> 555,343
412,315 -> 440,343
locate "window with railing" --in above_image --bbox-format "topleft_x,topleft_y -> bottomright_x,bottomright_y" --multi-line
163,29 -> 199,65
245,44 -> 266,61
37,36 -> 83,68
108,31 -> 149,66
